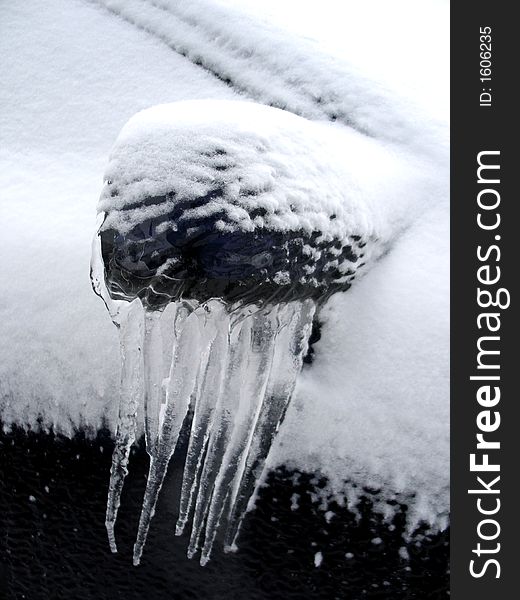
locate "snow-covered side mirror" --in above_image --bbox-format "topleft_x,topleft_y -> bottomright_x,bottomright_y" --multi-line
91,100 -> 395,566
96,102 -> 376,310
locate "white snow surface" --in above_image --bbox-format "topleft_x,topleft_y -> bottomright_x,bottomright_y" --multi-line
213,0 -> 449,125
100,100 -> 434,261
93,0 -> 448,157
0,0 -> 236,428
1,0 -> 449,533
271,201 -> 449,532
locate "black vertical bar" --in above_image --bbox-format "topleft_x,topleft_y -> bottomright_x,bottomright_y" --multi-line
451,1 -> 518,597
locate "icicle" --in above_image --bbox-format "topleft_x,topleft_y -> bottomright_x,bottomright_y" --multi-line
93,213 -> 320,565
133,305 -> 203,566
142,310 -> 166,457
175,300 -> 230,537
186,314 -> 252,559
105,299 -> 144,552
224,299 -> 316,550
198,306 -> 279,565
91,217 -> 147,553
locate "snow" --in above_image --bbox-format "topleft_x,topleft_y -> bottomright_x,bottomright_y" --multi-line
324,511 -> 335,523
290,494 -> 300,511
214,0 -> 449,124
1,0 -> 448,541
0,0 -> 236,431
99,99 -> 438,278
93,0 -> 448,157
271,200 -> 449,531
399,546 -> 410,561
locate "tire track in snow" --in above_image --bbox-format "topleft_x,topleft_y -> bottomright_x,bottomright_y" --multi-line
93,0 -> 446,157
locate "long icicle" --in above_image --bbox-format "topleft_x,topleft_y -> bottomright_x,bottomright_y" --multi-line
105,298 -> 145,552
175,301 -> 230,537
142,310 -> 167,457
133,305 -> 203,565
102,290 -> 317,563
187,315 -> 252,559
224,299 -> 316,550
199,306 -> 279,565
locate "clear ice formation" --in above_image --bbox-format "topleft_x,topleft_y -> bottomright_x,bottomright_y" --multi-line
90,101 -> 376,565
92,228 -> 316,565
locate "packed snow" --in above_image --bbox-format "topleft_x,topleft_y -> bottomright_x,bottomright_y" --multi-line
0,0 -> 449,545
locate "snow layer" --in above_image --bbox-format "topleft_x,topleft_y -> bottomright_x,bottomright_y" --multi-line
93,0 -> 447,157
214,0 -> 449,125
0,0 -> 235,430
100,100 -> 432,256
1,0 -> 449,534
270,201 -> 449,531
